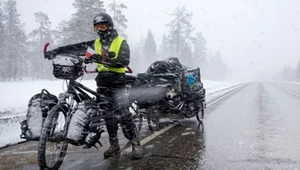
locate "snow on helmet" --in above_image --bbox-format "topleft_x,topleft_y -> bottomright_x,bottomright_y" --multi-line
93,12 -> 114,39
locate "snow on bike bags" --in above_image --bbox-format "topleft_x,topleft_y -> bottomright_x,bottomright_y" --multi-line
133,59 -> 184,103
67,100 -> 103,146
146,57 -> 184,75
20,89 -> 58,141
52,56 -> 84,80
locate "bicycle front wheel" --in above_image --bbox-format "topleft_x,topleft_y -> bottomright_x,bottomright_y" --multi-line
38,104 -> 69,170
127,101 -> 144,139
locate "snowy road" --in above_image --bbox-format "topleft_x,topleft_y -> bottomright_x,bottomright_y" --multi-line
200,83 -> 300,169
2,82 -> 300,169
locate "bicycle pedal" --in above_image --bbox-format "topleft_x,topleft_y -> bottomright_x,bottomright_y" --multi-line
82,144 -> 89,149
83,143 -> 99,150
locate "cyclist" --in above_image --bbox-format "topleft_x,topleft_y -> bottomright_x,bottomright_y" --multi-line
44,12 -> 143,160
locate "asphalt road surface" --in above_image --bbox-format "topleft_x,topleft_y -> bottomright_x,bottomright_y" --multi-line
1,83 -> 300,170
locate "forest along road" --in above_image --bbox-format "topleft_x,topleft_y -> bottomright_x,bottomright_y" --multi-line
2,82 -> 300,170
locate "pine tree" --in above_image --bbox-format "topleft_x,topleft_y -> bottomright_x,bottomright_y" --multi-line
202,49 -> 214,79
166,6 -> 194,66
130,44 -> 143,73
132,36 -> 147,72
277,66 -> 284,81
142,30 -> 157,65
3,0 -> 27,81
55,20 -> 69,45
108,0 -> 128,38
296,60 -> 300,82
158,35 -> 171,60
28,12 -> 54,79
29,12 -> 54,45
210,51 -> 226,80
193,32 -> 207,68
0,2 -> 6,81
57,0 -> 106,45
283,65 -> 294,81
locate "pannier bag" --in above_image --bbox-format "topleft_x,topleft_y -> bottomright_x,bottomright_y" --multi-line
67,101 -> 99,145
20,89 -> 58,141
182,68 -> 205,101
146,57 -> 184,75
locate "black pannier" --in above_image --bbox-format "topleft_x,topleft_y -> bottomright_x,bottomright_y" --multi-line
20,89 -> 58,141
146,57 -> 184,75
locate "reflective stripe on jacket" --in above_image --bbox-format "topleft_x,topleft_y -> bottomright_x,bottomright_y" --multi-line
94,37 -> 126,73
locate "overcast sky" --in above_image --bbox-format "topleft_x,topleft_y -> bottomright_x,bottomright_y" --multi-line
16,0 -> 300,80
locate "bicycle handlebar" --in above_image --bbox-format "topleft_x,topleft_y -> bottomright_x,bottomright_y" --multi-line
43,42 -> 49,54
43,42 -> 133,74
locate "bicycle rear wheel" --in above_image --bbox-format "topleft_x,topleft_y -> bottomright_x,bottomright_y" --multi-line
196,102 -> 204,123
38,104 -> 68,170
147,106 -> 160,132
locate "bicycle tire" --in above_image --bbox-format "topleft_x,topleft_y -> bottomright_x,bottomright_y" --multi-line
147,106 -> 160,132
134,112 -> 143,136
124,102 -> 143,140
196,102 -> 204,123
133,101 -> 144,136
38,104 -> 69,170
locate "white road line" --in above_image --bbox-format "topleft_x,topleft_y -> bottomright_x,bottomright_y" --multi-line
275,85 -> 300,98
123,124 -> 176,152
206,83 -> 244,95
122,84 -> 245,152
206,84 -> 244,106
0,150 -> 37,155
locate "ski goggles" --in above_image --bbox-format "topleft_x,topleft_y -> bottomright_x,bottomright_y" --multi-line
94,24 -> 108,31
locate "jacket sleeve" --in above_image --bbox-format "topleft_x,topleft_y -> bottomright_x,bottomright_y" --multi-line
54,40 -> 95,56
107,40 -> 130,68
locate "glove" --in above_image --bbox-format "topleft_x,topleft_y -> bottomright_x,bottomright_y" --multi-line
91,52 -> 115,61
107,52 -> 116,58
90,54 -> 112,67
44,50 -> 58,60
84,58 -> 92,64
96,64 -> 109,72
90,54 -> 102,63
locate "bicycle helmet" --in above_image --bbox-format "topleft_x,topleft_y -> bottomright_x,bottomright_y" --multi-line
93,12 -> 114,40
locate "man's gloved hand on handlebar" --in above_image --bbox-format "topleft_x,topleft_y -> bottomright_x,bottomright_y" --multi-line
88,53 -> 113,67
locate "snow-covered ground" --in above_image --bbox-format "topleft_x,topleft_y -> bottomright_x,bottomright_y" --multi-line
0,79 -> 241,148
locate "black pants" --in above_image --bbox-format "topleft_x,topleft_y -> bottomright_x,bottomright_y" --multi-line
95,72 -> 138,140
